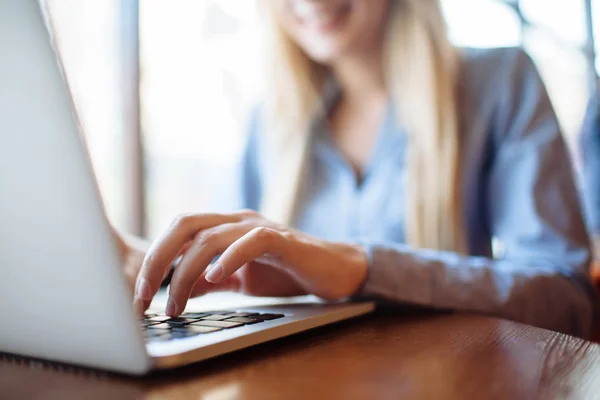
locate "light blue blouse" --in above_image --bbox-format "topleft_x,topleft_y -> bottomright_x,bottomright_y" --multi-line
220,48 -> 598,338
580,93 -> 600,234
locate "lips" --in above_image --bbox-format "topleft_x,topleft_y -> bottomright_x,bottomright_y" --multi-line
291,0 -> 352,31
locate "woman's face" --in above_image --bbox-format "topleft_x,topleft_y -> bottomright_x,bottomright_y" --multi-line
275,0 -> 390,64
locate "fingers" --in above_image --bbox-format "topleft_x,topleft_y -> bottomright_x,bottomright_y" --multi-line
206,227 -> 287,284
189,274 -> 241,298
134,298 -> 152,317
166,222 -> 253,316
134,213 -> 241,303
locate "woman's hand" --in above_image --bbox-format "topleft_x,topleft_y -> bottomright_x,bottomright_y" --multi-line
112,229 -> 152,311
133,210 -> 369,316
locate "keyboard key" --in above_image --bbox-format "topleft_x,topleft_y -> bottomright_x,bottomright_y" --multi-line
191,320 -> 243,329
144,329 -> 168,337
182,312 -> 210,319
145,316 -> 170,322
254,313 -> 285,320
148,323 -> 172,330
200,314 -> 232,321
185,325 -> 222,334
165,317 -> 200,326
143,328 -> 162,335
226,317 -> 263,325
202,311 -> 235,315
144,328 -> 170,341
166,325 -> 221,340
141,321 -> 161,327
169,330 -> 196,339
144,313 -> 158,318
228,312 -> 259,318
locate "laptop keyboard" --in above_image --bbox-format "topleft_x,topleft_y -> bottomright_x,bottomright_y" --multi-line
140,311 -> 285,342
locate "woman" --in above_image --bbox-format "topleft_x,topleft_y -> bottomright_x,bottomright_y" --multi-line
122,0 -> 598,337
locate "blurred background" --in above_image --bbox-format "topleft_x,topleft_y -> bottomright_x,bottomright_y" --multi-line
43,0 -> 600,239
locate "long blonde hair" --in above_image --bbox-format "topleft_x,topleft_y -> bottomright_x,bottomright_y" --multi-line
259,0 -> 466,253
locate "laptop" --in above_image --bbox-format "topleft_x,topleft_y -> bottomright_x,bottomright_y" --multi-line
0,0 -> 375,375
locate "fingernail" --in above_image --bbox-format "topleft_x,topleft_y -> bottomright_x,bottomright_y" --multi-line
205,263 -> 224,283
135,297 -> 147,316
166,296 -> 178,316
136,277 -> 152,300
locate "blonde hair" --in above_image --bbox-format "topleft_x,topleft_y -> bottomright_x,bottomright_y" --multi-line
259,0 -> 466,253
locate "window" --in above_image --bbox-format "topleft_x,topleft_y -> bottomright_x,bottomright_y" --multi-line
47,0 -> 598,238
442,0 -> 592,161
140,0 -> 263,237
44,0 -> 128,231
442,0 -> 522,47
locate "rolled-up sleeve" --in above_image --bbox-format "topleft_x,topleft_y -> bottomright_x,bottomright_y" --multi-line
359,49 -> 598,338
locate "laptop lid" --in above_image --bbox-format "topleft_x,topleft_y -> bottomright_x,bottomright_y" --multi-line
0,0 -> 150,374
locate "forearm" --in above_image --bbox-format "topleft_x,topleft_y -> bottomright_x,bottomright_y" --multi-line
357,242 -> 598,338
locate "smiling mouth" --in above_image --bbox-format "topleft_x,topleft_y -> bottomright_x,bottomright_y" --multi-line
291,0 -> 353,32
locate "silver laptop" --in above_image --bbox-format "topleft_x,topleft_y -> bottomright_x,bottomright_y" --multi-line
0,0 -> 374,375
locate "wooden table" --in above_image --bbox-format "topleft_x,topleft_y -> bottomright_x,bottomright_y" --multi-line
2,310 -> 600,400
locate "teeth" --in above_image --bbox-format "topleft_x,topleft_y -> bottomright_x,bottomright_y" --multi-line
292,1 -> 347,25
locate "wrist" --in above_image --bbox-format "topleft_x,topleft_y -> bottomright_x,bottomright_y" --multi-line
341,243 -> 369,298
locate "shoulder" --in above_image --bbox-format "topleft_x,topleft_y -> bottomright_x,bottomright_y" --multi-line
458,47 -> 553,143
461,47 -> 534,71
459,47 -> 542,101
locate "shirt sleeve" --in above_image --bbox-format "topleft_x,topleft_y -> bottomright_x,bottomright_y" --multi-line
358,49 -> 599,338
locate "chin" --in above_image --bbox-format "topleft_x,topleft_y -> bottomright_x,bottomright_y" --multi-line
277,0 -> 388,66
300,37 -> 353,65
305,47 -> 346,65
